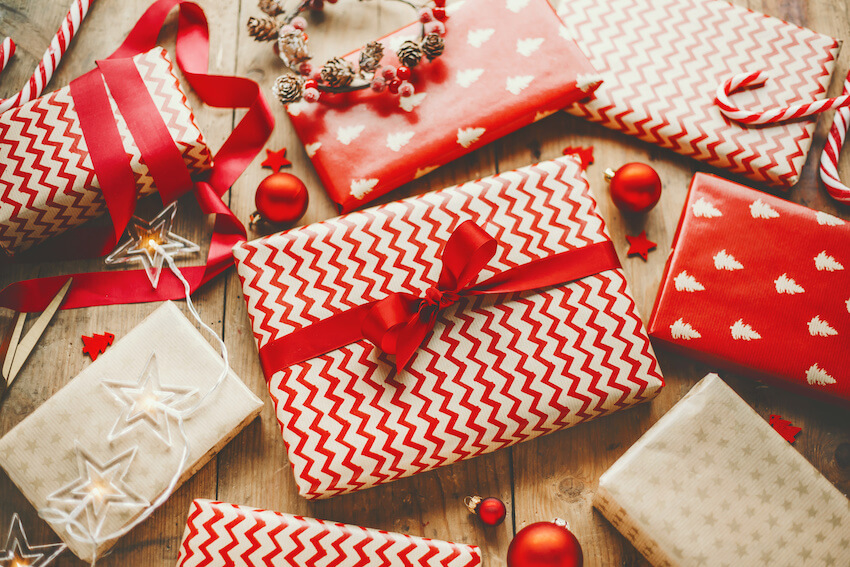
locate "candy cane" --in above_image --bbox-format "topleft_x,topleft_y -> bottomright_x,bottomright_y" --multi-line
0,0 -> 93,114
819,72 -> 850,203
0,37 -> 15,75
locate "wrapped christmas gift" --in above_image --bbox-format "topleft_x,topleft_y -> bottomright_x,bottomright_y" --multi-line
233,156 -> 664,499
286,0 -> 600,212
0,302 -> 263,562
648,173 -> 849,406
0,47 -> 213,257
176,499 -> 481,566
595,373 -> 850,566
558,0 -> 840,188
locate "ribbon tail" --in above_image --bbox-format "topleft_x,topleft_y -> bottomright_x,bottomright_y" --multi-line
394,318 -> 434,373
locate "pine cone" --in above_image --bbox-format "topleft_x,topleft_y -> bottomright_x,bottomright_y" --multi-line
258,0 -> 285,17
358,41 -> 385,73
397,40 -> 423,68
247,16 -> 279,42
272,74 -> 303,104
321,57 -> 355,88
278,29 -> 311,68
421,33 -> 445,61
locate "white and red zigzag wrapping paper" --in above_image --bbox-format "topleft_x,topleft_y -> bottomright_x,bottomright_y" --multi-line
0,47 -> 212,256
233,157 -> 664,499
558,0 -> 839,188
176,500 -> 481,567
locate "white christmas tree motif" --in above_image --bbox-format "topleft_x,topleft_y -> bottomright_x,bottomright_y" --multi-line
467,28 -> 495,48
456,68 -> 484,88
286,100 -> 307,116
749,199 -> 780,219
506,75 -> 535,95
692,197 -> 722,218
336,125 -> 365,145
304,142 -> 321,158
808,316 -> 838,337
457,127 -> 486,148
713,249 -> 743,271
816,211 -> 845,226
386,131 -> 415,152
774,274 -> 804,294
670,318 -> 701,340
806,364 -> 836,386
534,109 -> 557,121
414,165 -> 439,179
507,0 -> 530,13
399,92 -> 427,113
674,270 -> 705,292
350,178 -> 379,200
814,251 -> 844,272
730,319 -> 761,341
517,37 -> 545,57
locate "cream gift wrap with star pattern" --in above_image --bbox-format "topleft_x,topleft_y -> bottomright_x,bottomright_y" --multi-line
594,374 -> 850,567
0,302 -> 263,562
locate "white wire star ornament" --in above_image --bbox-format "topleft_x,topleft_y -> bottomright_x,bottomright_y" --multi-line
0,515 -> 65,567
45,445 -> 149,541
104,202 -> 199,288
102,354 -> 197,447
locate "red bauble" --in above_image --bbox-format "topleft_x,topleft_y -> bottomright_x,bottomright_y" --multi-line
605,163 -> 662,214
477,497 -> 507,526
254,172 -> 309,224
507,521 -> 583,567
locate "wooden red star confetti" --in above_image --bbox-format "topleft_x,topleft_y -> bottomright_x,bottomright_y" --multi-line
82,332 -> 115,361
261,148 -> 292,171
626,231 -> 656,261
769,414 -> 802,444
562,146 -> 594,169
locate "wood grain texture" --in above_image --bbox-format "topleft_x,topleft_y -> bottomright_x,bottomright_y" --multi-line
0,0 -> 848,565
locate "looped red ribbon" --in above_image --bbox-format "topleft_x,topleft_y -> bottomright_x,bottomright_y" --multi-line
257,221 -> 622,377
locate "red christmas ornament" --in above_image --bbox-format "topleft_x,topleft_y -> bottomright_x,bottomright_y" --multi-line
625,231 -> 657,261
604,163 -> 662,213
507,519 -> 583,567
260,147 -> 292,171
251,172 -> 309,225
81,332 -> 115,361
769,414 -> 802,444
465,496 -> 507,526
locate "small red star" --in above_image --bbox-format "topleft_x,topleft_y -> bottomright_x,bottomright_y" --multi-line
562,146 -> 594,169
261,148 -> 292,171
626,231 -> 656,261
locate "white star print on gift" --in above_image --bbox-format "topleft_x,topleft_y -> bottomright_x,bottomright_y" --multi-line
103,354 -> 197,446
0,515 -> 65,567
104,202 -> 199,289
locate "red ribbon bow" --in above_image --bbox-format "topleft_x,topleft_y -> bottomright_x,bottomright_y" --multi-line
257,221 -> 622,377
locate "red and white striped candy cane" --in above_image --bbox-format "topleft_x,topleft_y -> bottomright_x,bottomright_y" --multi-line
819,72 -> 850,203
0,0 -> 93,114
0,37 -> 15,75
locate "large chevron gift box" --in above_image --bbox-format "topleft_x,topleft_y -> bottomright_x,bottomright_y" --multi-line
176,500 -> 481,566
0,47 -> 212,257
558,0 -> 840,188
233,156 -> 665,499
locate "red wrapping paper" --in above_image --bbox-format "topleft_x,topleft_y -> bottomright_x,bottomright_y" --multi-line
0,47 -> 212,257
286,0 -> 599,212
649,173 -> 850,406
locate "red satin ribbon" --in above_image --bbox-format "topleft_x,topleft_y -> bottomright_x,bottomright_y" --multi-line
0,0 -> 274,311
257,221 -> 622,377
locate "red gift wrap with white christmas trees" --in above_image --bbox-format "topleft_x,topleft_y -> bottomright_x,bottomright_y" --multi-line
649,173 -> 850,406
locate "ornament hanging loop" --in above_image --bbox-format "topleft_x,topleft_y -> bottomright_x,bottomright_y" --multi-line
463,496 -> 481,514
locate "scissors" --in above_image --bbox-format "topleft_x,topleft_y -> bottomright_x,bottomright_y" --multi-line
0,278 -> 72,400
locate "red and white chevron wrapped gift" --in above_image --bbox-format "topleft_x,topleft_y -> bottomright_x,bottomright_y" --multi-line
233,156 -> 664,499
176,500 -> 481,566
557,0 -> 840,188
0,47 -> 212,257
286,0 -> 600,212
649,173 -> 850,406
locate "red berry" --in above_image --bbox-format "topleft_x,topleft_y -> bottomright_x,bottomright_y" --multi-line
303,88 -> 321,103
388,79 -> 401,94
433,7 -> 447,21
419,8 -> 433,22
399,82 -> 415,97
434,0 -> 446,6
381,67 -> 396,80
304,79 -> 318,90
396,66 -> 411,80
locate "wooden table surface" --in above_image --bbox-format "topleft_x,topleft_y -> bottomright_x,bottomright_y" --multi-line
1,0 -> 849,565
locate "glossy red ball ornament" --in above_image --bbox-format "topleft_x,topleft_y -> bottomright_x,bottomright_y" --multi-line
605,162 -> 662,214
507,520 -> 583,567
465,496 -> 507,526
253,172 -> 308,224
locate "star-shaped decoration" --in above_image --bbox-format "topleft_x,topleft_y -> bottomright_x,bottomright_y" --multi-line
103,354 -> 196,447
105,202 -> 199,288
626,231 -> 656,260
0,515 -> 65,567
260,147 -> 292,171
46,446 -> 149,540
